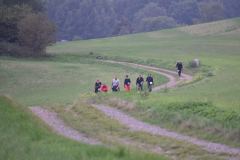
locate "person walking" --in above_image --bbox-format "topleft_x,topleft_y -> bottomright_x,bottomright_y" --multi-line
94,80 -> 102,93
146,74 -> 154,92
124,75 -> 131,92
176,61 -> 183,77
112,76 -> 120,92
136,75 -> 144,91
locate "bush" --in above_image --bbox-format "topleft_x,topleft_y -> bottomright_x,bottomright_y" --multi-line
0,42 -> 32,57
18,13 -> 56,57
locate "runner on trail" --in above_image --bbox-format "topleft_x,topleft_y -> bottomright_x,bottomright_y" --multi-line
112,76 -> 120,92
124,75 -> 131,91
146,74 -> 154,92
136,75 -> 144,91
94,80 -> 102,93
176,61 -> 183,77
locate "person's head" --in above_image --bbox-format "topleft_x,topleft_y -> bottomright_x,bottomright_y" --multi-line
96,79 -> 99,82
126,75 -> 128,78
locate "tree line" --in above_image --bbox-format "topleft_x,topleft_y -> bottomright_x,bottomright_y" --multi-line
46,0 -> 240,40
0,0 -> 56,57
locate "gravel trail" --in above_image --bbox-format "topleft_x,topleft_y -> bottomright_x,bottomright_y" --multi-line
103,60 -> 193,91
30,106 -> 101,145
92,104 -> 240,156
29,61 -> 239,157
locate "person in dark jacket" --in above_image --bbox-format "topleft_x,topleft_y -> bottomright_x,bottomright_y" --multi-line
136,75 -> 144,91
94,80 -> 102,93
146,74 -> 154,92
124,75 -> 131,91
176,61 -> 183,77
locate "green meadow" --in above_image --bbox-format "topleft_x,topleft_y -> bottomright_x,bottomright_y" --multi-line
49,18 -> 240,147
0,18 -> 240,159
0,96 -> 166,160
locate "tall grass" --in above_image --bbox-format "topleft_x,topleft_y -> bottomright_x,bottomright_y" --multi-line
0,95 -> 167,160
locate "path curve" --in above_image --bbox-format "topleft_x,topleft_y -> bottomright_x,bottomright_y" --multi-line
29,61 -> 239,156
30,106 -> 101,145
103,60 -> 193,91
96,60 -> 240,156
92,104 -> 240,156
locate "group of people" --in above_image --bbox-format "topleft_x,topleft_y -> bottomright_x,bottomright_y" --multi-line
94,61 -> 183,93
94,74 -> 154,93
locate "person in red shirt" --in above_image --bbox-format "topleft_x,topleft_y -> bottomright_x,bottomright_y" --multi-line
100,84 -> 108,92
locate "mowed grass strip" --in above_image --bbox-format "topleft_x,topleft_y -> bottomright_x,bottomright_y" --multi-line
0,95 -> 168,160
52,96 -> 230,160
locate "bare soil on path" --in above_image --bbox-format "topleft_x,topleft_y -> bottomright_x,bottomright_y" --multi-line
29,61 -> 240,158
30,106 -> 101,145
103,60 -> 193,91
92,104 -> 240,156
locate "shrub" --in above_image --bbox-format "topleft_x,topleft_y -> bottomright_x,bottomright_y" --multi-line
18,13 -> 56,57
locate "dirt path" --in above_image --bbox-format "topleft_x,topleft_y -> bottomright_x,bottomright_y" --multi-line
29,61 -> 239,157
92,104 -> 240,156
103,60 -> 193,91
30,106 -> 101,145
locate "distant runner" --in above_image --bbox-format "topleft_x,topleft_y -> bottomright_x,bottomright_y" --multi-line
124,75 -> 131,92
136,75 -> 144,91
94,80 -> 102,93
146,74 -> 154,92
176,61 -> 183,77
112,76 -> 120,92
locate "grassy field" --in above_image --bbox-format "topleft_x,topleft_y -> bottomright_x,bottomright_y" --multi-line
0,17 -> 240,159
0,95 -> 168,160
47,18 -> 240,147
0,57 -> 167,106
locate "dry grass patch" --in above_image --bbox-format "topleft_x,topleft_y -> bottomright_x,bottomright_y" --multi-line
178,20 -> 240,36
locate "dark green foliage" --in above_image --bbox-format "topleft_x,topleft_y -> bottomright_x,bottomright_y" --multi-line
0,0 -> 43,11
165,101 -> 240,128
169,0 -> 200,24
45,0 -> 240,40
138,16 -> 177,32
18,13 -> 56,56
0,0 -> 55,57
133,100 -> 240,145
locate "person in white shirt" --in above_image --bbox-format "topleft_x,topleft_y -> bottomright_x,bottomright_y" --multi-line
112,76 -> 120,92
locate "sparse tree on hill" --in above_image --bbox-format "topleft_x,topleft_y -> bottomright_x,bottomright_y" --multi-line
18,13 -> 56,56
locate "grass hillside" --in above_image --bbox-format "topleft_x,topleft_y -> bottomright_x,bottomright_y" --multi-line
47,17 -> 240,147
0,17 -> 240,158
48,17 -> 240,111
0,57 -> 167,105
0,95 -> 166,160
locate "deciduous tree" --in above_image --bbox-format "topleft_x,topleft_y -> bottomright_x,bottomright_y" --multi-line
18,13 -> 56,56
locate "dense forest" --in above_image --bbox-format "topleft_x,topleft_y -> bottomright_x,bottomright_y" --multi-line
0,0 -> 55,57
46,0 -> 240,40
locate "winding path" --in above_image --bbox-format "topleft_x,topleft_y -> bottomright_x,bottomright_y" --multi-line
103,60 -> 193,91
30,106 -> 101,145
92,104 -> 240,155
30,61 -> 240,157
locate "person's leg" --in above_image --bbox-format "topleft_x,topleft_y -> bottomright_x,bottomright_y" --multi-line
127,85 -> 130,91
95,87 -> 98,93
